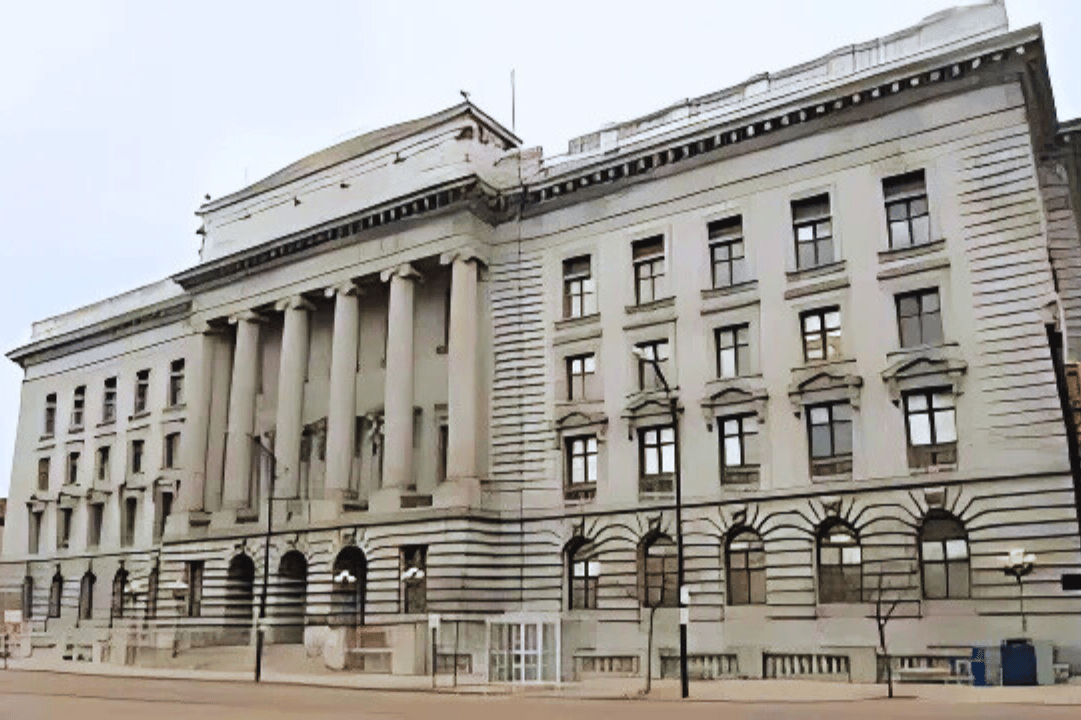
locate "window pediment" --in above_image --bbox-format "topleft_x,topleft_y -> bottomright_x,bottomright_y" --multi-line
554,408 -> 608,445
881,346 -> 967,405
87,488 -> 111,504
621,390 -> 681,439
700,377 -> 768,430
788,360 -> 862,416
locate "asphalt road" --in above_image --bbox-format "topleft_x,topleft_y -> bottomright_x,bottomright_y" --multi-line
0,671 -> 1078,720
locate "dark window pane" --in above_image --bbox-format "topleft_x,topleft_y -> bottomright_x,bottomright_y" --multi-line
924,563 -> 947,599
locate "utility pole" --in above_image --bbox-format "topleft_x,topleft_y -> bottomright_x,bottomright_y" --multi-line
252,435 -> 278,683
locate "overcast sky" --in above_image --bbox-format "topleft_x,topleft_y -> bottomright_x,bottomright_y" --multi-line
0,1 -> 1078,497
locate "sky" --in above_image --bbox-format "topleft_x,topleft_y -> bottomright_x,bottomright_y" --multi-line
0,0 -> 1078,497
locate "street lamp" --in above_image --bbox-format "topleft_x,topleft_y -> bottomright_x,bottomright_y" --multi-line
251,434 -> 281,684
1003,548 -> 1036,635
631,346 -> 688,699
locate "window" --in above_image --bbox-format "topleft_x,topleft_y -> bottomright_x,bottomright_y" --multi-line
709,215 -> 747,288
88,503 -> 104,548
807,403 -> 853,476
79,571 -> 95,620
437,422 -> 448,483
58,507 -> 73,548
185,560 -> 204,617
169,360 -> 185,407
792,193 -> 834,269
801,307 -> 841,362
896,289 -> 942,348
146,565 -> 159,620
102,377 -> 117,424
904,390 -> 957,468
883,170 -> 930,249
21,576 -> 34,620
719,415 -> 759,484
71,386 -> 85,429
155,490 -> 173,542
48,572 -> 63,618
726,530 -> 766,605
563,255 -> 596,318
635,339 -> 669,391
566,538 -> 599,610
37,457 -> 50,492
96,446 -> 110,483
715,324 -> 750,378
639,533 -> 677,607
44,393 -> 56,436
566,353 -> 596,400
163,432 -> 180,469
134,369 -> 150,414
66,452 -> 79,485
400,545 -> 427,614
632,235 -> 665,304
818,522 -> 862,603
565,435 -> 598,495
639,426 -> 676,495
112,568 -> 129,619
920,514 -> 970,599
122,496 -> 137,547
28,511 -> 43,554
131,439 -> 144,474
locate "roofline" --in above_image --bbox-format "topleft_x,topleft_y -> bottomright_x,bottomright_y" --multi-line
198,102 -> 520,216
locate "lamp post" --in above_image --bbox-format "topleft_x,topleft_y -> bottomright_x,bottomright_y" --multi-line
251,434 -> 279,683
1003,548 -> 1036,635
631,346 -> 688,699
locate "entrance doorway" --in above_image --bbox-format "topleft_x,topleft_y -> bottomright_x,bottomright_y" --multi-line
487,617 -> 559,683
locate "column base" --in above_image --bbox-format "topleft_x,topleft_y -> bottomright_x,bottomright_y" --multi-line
307,498 -> 367,522
368,487 -> 403,514
433,477 -> 481,509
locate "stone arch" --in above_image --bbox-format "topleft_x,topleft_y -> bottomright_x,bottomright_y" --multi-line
330,546 -> 367,627
224,554 -> 255,645
275,550 -> 308,644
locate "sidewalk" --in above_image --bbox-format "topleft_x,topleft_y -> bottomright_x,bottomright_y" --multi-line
6,655 -> 1081,704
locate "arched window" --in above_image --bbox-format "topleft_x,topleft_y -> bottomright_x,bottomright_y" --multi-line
331,546 -> 367,627
919,513 -> 970,599
225,554 -> 255,644
146,564 -> 160,620
818,521 -> 862,603
565,538 -> 598,610
277,551 -> 308,644
726,529 -> 766,605
22,576 -> 34,619
112,568 -> 129,619
638,532 -> 677,607
48,572 -> 63,618
79,571 -> 96,620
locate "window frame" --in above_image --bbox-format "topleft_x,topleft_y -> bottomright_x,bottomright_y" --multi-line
806,402 -> 853,477
37,457 -> 50,492
883,170 -> 931,249
632,236 -> 666,305
715,324 -> 750,378
134,369 -> 150,414
708,215 -> 746,289
566,352 -> 597,401
66,451 -> 79,485
562,255 -> 597,319
565,435 -> 598,488
726,529 -> 767,606
719,414 -> 759,485
400,545 -> 428,614
185,560 -> 204,617
102,377 -> 117,424
639,532 -> 678,608
896,288 -> 943,349
169,359 -> 185,407
88,502 -> 104,549
791,193 -> 834,270
163,432 -> 180,469
70,385 -> 85,429
800,307 -> 842,363
635,339 -> 670,391
131,439 -> 145,474
44,393 -> 57,436
919,513 -> 970,600
48,573 -> 63,618
638,425 -> 676,495
96,446 -> 110,483
817,522 -> 863,604
903,389 -> 957,468
566,538 -> 599,610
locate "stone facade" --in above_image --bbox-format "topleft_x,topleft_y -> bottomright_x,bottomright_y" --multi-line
2,1 -> 1081,683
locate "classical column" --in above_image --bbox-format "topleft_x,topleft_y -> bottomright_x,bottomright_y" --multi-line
436,247 -> 484,507
222,311 -> 262,510
172,327 -> 215,525
372,263 -> 421,511
203,330 -> 234,513
324,281 -> 361,502
273,295 -> 313,500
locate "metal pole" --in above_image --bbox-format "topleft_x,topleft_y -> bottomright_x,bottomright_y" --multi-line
254,438 -> 275,683
1017,575 -> 1026,635
431,626 -> 437,688
453,619 -> 460,688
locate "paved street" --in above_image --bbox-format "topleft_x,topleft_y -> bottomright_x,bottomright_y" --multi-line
1,671 -> 1080,720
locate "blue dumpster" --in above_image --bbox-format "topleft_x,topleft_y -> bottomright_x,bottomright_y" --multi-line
1001,639 -> 1037,686
971,647 -> 987,686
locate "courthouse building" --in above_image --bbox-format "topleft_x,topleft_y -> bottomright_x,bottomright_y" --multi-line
3,1 -> 1081,683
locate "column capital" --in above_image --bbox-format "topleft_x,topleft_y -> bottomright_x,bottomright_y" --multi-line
380,262 -> 423,284
439,245 -> 489,268
324,280 -> 364,299
274,295 -> 315,313
228,310 -> 266,325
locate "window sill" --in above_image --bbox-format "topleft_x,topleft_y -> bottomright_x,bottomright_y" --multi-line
786,260 -> 846,283
130,410 -> 150,421
701,280 -> 758,300
555,313 -> 600,332
720,467 -> 760,486
625,296 -> 675,315
908,463 -> 958,476
878,238 -> 946,264
163,403 -> 187,414
564,484 -> 597,503
68,426 -> 85,435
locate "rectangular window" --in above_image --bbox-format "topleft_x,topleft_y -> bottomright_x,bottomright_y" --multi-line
437,423 -> 448,483
169,360 -> 185,407
102,377 -> 117,424
708,215 -> 746,288
88,503 -> 104,549
401,545 -> 427,614
719,415 -> 759,485
163,432 -> 180,469
896,289 -> 943,348
58,507 -> 73,548
632,236 -> 665,305
29,511 -> 43,554
563,255 -> 596,318
155,490 -> 173,542
37,457 -> 50,492
792,193 -> 834,269
566,353 -> 596,401
131,439 -> 144,474
904,390 -> 958,468
807,403 -> 853,476
185,561 -> 204,617
715,324 -> 750,378
95,446 -> 110,483
71,386 -> 85,429
571,555 -> 599,610
635,339 -> 670,391
66,452 -> 79,485
884,170 -> 930,249
122,497 -> 137,547
134,369 -> 150,414
44,393 -> 57,436
639,425 -> 676,495
801,307 -> 841,362
566,435 -> 598,487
